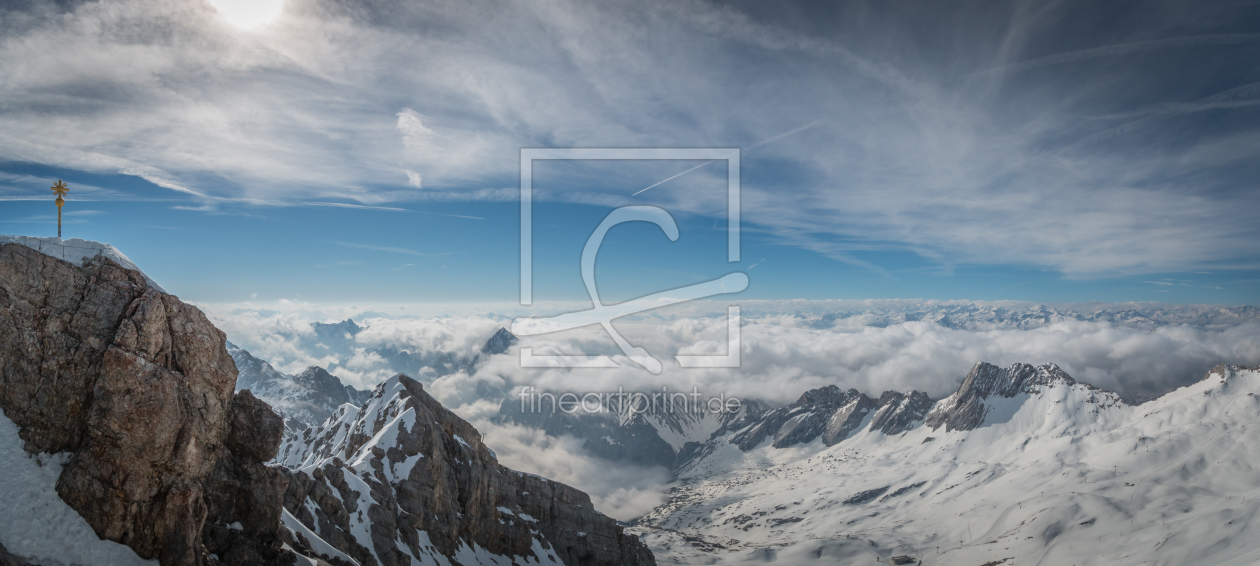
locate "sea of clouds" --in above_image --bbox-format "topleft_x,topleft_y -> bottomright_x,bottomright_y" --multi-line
201,298 -> 1260,520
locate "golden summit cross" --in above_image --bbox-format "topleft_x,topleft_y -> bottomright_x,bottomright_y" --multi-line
51,180 -> 68,238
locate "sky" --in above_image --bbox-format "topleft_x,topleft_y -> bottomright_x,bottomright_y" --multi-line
1,0 -> 1259,307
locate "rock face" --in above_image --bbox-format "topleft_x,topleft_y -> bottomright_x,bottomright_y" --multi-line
0,242 -> 292,566
727,385 -> 933,451
200,390 -> 293,565
481,327 -> 517,356
276,374 -> 657,566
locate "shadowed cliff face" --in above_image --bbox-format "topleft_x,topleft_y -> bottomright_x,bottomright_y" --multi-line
0,243 -> 292,566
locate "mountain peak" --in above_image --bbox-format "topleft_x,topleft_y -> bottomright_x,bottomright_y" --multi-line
482,327 -> 517,355
925,362 -> 1115,432
1,235 -> 164,292
230,347 -> 370,427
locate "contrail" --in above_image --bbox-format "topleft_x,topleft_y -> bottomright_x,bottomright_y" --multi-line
632,160 -> 718,196
632,120 -> 824,196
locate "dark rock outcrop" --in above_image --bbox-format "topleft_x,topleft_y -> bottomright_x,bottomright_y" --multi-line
0,242 -> 293,566
729,386 -> 858,450
481,327 -> 517,355
820,394 -> 876,446
201,391 -> 293,566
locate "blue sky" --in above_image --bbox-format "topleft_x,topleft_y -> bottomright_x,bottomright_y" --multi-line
1,0 -> 1258,307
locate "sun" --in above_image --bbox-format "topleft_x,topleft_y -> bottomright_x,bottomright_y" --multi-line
207,0 -> 284,29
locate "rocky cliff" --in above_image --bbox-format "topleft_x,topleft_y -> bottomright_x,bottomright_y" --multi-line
275,374 -> 656,566
0,241 -> 291,566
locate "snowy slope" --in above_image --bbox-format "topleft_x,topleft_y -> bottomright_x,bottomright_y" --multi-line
630,364 -> 1260,566
0,235 -> 165,292
0,409 -> 156,565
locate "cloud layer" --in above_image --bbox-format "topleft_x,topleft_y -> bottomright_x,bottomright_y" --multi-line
206,298 -> 1260,518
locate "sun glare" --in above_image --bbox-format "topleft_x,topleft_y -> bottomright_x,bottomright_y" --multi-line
207,0 -> 284,29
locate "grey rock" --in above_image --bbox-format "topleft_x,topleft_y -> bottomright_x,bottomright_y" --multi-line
730,386 -> 875,450
820,394 -> 876,446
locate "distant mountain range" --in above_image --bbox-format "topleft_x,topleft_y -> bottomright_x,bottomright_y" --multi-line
754,301 -> 1260,330
313,319 -> 516,382
228,327 -> 516,428
217,300 -> 1260,565
234,331 -> 1260,565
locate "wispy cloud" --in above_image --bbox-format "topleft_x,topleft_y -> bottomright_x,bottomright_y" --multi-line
305,202 -> 408,212
330,241 -> 447,256
0,0 -> 1256,278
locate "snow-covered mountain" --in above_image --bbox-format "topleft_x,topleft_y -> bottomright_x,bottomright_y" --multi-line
626,363 -> 1260,565
766,301 -> 1260,331
313,320 -> 517,383
496,390 -> 760,470
228,341 -> 371,427
228,326 -> 516,428
272,373 -> 655,566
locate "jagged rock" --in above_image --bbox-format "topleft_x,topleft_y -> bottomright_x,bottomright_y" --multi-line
230,349 -> 371,428
924,362 -> 1104,432
730,385 -> 881,450
201,391 -> 293,565
869,390 -> 933,435
0,242 -> 294,566
820,394 -> 876,446
227,341 -> 289,393
278,374 -> 656,566
771,386 -> 861,448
